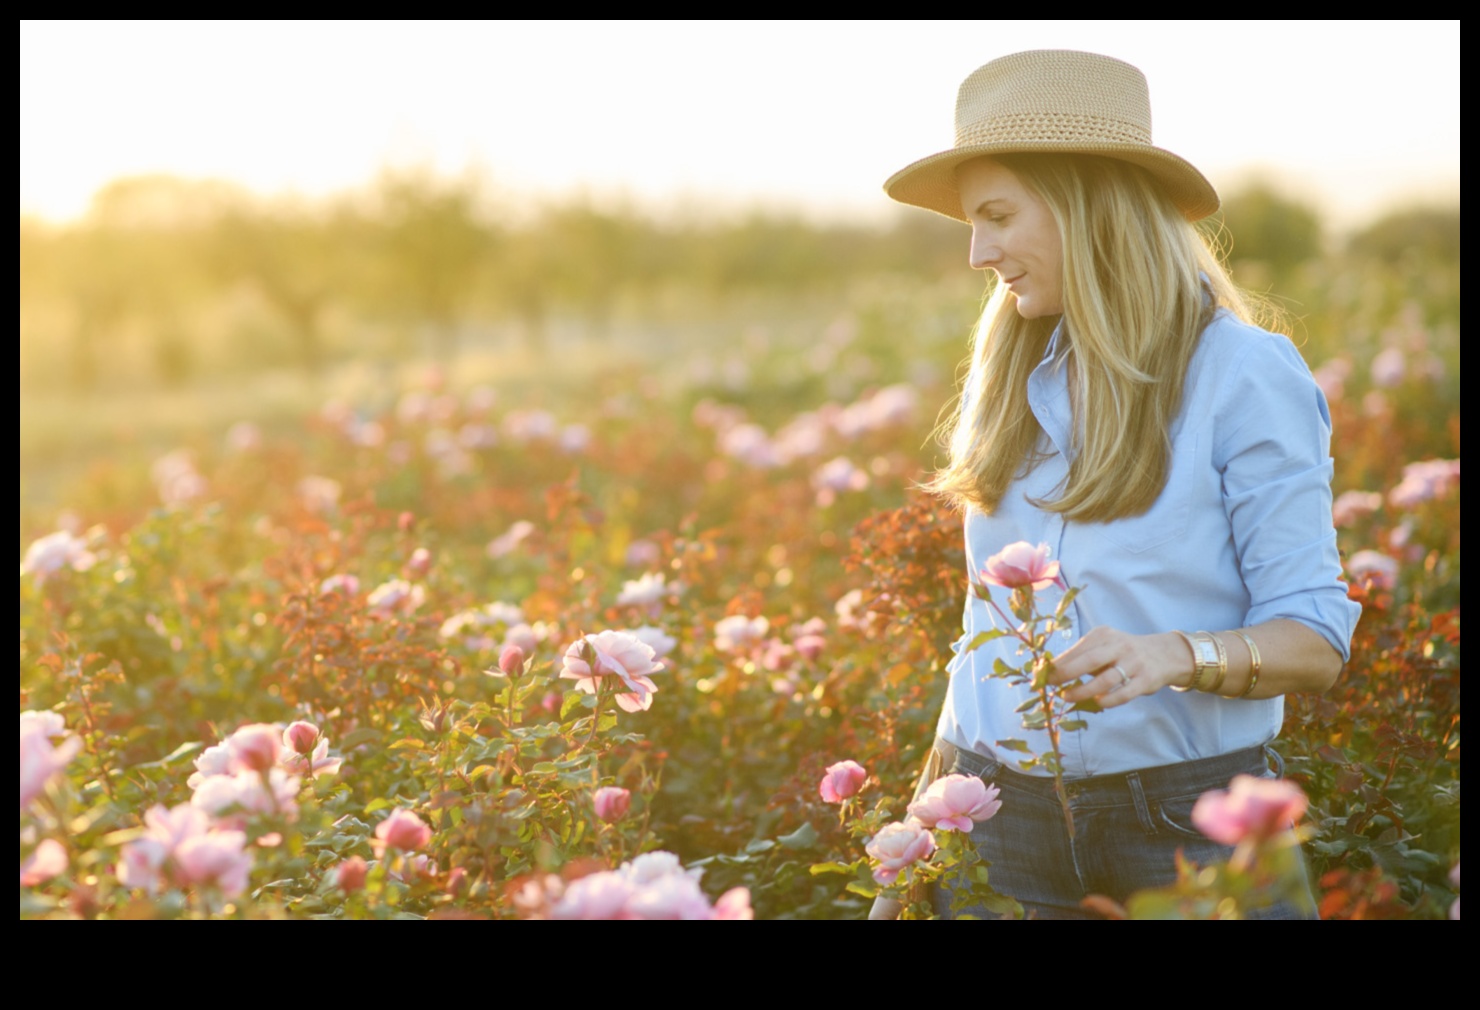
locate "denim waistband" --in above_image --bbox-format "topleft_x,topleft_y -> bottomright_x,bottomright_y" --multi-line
934,737 -> 1278,807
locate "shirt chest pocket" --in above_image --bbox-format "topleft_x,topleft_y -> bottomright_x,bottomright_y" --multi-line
1090,434 -> 1200,554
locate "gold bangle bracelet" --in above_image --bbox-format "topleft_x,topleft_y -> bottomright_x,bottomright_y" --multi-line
1228,629 -> 1262,699
1203,632 -> 1228,694
1171,630 -> 1201,692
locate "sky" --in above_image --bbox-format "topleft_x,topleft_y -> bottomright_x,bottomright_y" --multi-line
19,20 -> 1461,229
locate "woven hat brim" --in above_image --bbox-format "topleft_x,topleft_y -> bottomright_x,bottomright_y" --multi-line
884,141 -> 1220,223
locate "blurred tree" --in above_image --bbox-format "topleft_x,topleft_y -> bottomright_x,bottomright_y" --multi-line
365,169 -> 498,361
210,196 -> 351,379
1214,183 -> 1324,273
1348,207 -> 1460,264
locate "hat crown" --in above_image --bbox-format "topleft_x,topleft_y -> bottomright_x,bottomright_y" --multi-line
954,50 -> 1153,150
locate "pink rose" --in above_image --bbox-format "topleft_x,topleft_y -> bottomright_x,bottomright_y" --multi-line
560,631 -> 662,713
818,760 -> 868,803
226,723 -> 282,773
337,856 -> 368,893
173,830 -> 253,897
406,547 -> 432,576
593,786 -> 632,823
497,644 -> 527,677
981,541 -> 1061,590
1191,775 -> 1309,846
907,774 -> 1003,832
866,820 -> 937,884
283,721 -> 320,755
374,808 -> 432,853
20,838 -> 68,887
712,886 -> 754,920
1346,550 -> 1399,592
20,725 -> 81,809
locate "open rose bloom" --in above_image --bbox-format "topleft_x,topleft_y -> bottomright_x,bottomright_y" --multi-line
560,630 -> 661,713
907,774 -> 1002,832
866,820 -> 937,884
1191,774 -> 1309,846
818,760 -> 868,803
980,541 -> 1061,590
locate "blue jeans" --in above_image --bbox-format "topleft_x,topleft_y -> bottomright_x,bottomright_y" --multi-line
930,738 -> 1317,919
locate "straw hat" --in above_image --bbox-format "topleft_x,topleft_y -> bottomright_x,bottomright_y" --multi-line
885,50 -> 1219,223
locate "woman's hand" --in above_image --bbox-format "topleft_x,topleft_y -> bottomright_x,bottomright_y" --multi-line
1047,620 -> 1345,704
1048,626 -> 1191,709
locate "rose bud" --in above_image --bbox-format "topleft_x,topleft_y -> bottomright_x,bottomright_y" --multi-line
406,547 -> 432,576
337,856 -> 369,893
374,808 -> 433,853
593,786 -> 632,823
283,721 -> 320,756
499,644 -> 527,677
227,723 -> 283,773
398,511 -> 416,532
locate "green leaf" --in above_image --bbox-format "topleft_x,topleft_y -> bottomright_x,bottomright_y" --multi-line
744,839 -> 777,855
809,861 -> 856,876
995,738 -> 1031,753
559,692 -> 584,719
1014,697 -> 1039,714
777,822 -> 819,850
992,658 -> 1014,677
1059,719 -> 1089,732
1068,698 -> 1103,714
339,728 -> 383,750
966,630 -> 1005,651
845,880 -> 880,898
130,740 -> 202,770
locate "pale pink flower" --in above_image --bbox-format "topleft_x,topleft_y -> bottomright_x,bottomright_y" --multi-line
560,631 -> 662,713
560,424 -> 591,454
388,853 -> 440,883
283,721 -> 319,755
186,743 -> 234,789
714,614 -> 770,653
719,423 -> 779,468
1332,490 -> 1383,527
627,625 -> 677,659
20,531 -> 97,583
819,760 -> 868,803
191,769 -> 301,821
550,872 -> 638,920
366,579 -> 425,618
319,573 -> 361,596
337,856 -> 368,893
616,572 -> 671,609
19,711 -> 67,739
624,872 -> 715,920
20,726 -> 81,809
908,774 -> 1003,832
278,737 -> 342,780
1191,775 -> 1308,846
143,803 -> 213,851
20,838 -> 68,887
621,851 -> 703,886
225,421 -> 262,452
593,786 -> 631,823
625,539 -> 662,567
1369,347 -> 1406,388
1346,550 -> 1400,591
117,838 -> 170,893
226,723 -> 282,773
866,820 -> 937,884
794,633 -> 826,663
1312,358 -> 1352,402
981,541 -> 1061,590
374,808 -> 432,853
1388,458 -> 1461,509
504,409 -> 558,443
486,520 -> 535,559
712,887 -> 754,920
494,644 -> 526,677
406,547 -> 433,576
174,830 -> 253,896
296,475 -> 342,515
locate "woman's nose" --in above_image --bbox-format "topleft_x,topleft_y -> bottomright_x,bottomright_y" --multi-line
968,227 -> 1000,271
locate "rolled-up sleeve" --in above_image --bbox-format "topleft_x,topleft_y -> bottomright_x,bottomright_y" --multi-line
1215,333 -> 1362,659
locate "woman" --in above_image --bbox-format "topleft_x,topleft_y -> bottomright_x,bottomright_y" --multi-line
874,50 -> 1360,918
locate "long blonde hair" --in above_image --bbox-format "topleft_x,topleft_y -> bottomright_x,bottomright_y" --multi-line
927,153 -> 1261,522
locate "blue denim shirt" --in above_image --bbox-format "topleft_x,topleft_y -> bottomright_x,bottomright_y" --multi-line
938,309 -> 1362,777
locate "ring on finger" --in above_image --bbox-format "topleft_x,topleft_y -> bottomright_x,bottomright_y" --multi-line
1110,664 -> 1130,689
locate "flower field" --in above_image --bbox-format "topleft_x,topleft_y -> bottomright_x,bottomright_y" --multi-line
20,238 -> 1460,919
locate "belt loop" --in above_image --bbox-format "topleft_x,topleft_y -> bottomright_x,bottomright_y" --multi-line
1263,744 -> 1286,779
1125,771 -> 1156,833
